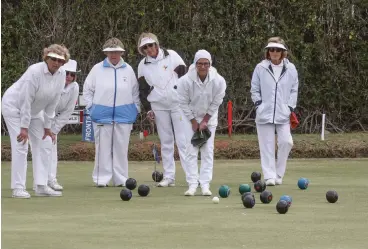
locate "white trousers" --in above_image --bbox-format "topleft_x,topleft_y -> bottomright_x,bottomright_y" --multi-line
3,115 -> 52,189
185,125 -> 217,188
154,109 -> 190,181
92,122 -> 132,185
48,135 -> 58,181
256,123 -> 293,180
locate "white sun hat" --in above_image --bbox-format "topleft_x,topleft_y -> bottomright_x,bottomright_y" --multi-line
102,46 -> 125,52
139,37 -> 156,48
265,42 -> 287,50
61,59 -> 80,72
47,52 -> 66,60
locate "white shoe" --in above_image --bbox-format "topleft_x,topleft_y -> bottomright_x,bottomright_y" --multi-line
35,186 -> 62,197
12,189 -> 31,199
158,178 -> 175,187
266,179 -> 276,186
48,179 -> 63,191
275,178 -> 283,185
185,187 -> 197,196
201,187 -> 212,196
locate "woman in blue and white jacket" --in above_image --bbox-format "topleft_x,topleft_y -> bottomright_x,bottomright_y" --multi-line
137,32 -> 190,188
83,38 -> 140,187
251,37 -> 299,186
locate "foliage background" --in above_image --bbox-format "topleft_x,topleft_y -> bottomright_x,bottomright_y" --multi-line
1,0 -> 367,134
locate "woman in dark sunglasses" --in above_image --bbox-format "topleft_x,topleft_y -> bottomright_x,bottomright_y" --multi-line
250,37 -> 299,186
41,59 -> 80,192
1,44 -> 70,198
137,32 -> 190,188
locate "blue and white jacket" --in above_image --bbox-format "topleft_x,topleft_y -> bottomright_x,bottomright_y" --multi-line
83,58 -> 140,124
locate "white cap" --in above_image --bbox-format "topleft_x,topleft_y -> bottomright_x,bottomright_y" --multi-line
139,37 -> 156,47
47,52 -> 65,60
194,49 -> 212,65
102,46 -> 125,52
265,42 -> 287,50
61,59 -> 79,72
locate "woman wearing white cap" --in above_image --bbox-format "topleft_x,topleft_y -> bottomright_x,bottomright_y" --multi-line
250,37 -> 299,186
83,38 -> 140,187
137,32 -> 189,187
177,49 -> 226,196
2,44 -> 69,198
43,59 -> 80,191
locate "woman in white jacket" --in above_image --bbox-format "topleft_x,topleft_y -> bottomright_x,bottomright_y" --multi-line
83,38 -> 140,187
137,32 -> 190,187
177,50 -> 226,196
2,44 -> 69,198
250,37 -> 299,186
45,59 -> 80,191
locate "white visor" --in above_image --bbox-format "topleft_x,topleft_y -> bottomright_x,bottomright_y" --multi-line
265,42 -> 287,51
139,37 -> 156,48
47,52 -> 65,60
102,46 -> 125,52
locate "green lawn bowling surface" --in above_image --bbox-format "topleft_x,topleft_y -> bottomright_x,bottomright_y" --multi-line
2,159 -> 368,249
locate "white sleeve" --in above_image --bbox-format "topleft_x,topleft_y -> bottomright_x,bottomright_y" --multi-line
250,66 -> 262,104
83,67 -> 96,110
288,69 -> 299,109
43,93 -> 62,129
51,84 -> 80,134
130,69 -> 141,113
207,77 -> 226,116
19,69 -> 38,128
177,77 -> 195,121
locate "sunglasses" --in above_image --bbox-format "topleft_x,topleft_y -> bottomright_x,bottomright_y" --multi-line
142,43 -> 155,50
49,57 -> 65,63
268,48 -> 283,53
66,71 -> 76,77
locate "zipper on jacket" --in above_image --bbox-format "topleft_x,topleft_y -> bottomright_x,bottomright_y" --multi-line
112,68 -> 117,122
266,66 -> 287,124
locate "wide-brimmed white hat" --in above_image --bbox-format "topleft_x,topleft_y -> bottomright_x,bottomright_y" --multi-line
61,59 -> 80,72
139,37 -> 157,48
265,42 -> 287,51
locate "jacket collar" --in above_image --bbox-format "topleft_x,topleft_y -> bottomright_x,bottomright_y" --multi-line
102,58 -> 126,69
144,48 -> 170,64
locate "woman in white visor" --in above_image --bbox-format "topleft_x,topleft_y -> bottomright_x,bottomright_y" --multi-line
137,32 -> 190,188
250,37 -> 299,186
2,44 -> 69,198
83,38 -> 140,187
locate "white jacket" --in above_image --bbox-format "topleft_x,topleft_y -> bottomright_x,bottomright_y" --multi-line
177,65 -> 227,127
51,82 -> 79,134
251,58 -> 299,124
83,58 -> 140,124
138,48 -> 186,111
1,62 -> 65,129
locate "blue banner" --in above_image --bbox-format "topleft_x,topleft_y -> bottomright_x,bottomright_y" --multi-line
82,109 -> 94,142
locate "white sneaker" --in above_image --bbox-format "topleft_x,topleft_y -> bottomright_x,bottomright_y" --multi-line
185,187 -> 197,196
266,179 -> 276,186
275,178 -> 283,185
201,187 -> 212,196
12,189 -> 31,199
48,179 -> 63,191
158,178 -> 175,187
35,186 -> 62,197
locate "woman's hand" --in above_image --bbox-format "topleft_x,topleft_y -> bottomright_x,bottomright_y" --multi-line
43,128 -> 56,143
147,110 -> 155,121
17,128 -> 29,144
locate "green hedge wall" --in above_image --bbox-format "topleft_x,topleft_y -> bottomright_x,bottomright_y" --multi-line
2,0 -> 367,133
